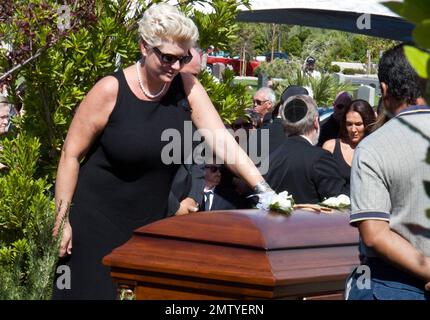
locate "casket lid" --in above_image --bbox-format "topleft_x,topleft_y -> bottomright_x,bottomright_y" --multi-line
135,209 -> 358,250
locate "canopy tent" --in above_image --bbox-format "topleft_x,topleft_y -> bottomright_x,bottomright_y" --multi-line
236,0 -> 414,41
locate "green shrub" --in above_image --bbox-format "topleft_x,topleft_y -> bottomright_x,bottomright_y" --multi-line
0,133 -> 58,300
330,65 -> 341,73
275,72 -> 353,107
199,69 -> 251,125
342,68 -> 366,75
308,74 -> 354,107
254,58 -> 303,79
284,35 -> 302,57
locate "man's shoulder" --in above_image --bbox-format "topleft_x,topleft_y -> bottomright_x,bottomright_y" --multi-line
269,138 -> 290,158
359,119 -> 398,149
355,118 -> 412,162
290,137 -> 329,160
363,111 -> 428,144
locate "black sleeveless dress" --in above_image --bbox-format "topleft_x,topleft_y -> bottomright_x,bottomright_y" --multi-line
333,138 -> 351,185
53,70 -> 192,299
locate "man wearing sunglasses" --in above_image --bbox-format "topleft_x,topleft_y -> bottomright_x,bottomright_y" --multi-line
252,87 -> 276,126
200,164 -> 247,212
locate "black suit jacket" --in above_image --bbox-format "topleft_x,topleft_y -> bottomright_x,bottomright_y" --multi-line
265,118 -> 286,154
264,135 -> 349,204
202,186 -> 249,211
167,163 -> 205,217
248,118 -> 286,166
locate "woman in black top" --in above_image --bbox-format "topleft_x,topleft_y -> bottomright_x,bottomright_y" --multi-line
53,3 -> 270,299
322,99 -> 376,184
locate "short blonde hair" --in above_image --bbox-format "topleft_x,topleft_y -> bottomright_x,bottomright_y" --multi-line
138,3 -> 199,49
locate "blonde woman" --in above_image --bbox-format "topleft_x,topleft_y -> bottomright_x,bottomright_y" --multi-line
53,4 -> 270,299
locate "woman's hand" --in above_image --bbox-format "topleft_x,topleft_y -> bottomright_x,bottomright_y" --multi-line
54,220 -> 73,257
175,197 -> 199,216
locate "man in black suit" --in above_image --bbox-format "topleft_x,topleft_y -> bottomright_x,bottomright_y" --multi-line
166,161 -> 205,217
264,95 -> 349,204
252,87 -> 276,126
200,164 -> 247,211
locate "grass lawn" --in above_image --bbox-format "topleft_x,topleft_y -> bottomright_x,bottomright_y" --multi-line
234,78 -> 258,96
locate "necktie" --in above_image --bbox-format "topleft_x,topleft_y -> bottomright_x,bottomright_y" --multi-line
204,190 -> 213,211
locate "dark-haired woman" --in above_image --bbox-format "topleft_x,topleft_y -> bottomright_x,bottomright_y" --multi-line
322,99 -> 376,185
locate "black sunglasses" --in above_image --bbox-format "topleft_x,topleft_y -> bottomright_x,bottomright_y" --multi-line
148,46 -> 193,66
205,165 -> 221,173
253,99 -> 268,106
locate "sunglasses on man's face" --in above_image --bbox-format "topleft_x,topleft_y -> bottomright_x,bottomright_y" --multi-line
149,46 -> 193,66
205,165 -> 221,173
253,99 -> 268,106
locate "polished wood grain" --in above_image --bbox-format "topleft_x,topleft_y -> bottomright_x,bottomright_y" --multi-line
137,209 -> 357,249
103,209 -> 360,300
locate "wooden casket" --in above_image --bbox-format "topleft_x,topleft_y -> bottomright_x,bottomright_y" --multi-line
103,209 -> 359,300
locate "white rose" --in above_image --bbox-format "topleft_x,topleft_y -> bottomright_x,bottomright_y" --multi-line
271,194 -> 281,204
322,196 -> 338,207
270,193 -> 292,211
277,198 -> 292,210
278,191 -> 291,199
337,194 -> 350,206
257,190 -> 294,213
322,194 -> 351,207
256,191 -> 276,210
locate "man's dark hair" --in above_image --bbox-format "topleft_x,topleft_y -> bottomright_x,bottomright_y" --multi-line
378,43 -> 423,105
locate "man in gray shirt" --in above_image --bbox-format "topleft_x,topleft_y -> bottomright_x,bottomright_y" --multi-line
346,44 -> 430,300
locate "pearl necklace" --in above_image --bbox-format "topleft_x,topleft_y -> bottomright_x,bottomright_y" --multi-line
136,60 -> 166,99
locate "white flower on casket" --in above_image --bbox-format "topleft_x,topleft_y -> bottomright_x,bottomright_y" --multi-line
272,192 -> 293,210
256,191 -> 276,210
321,194 -> 351,208
256,190 -> 294,214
